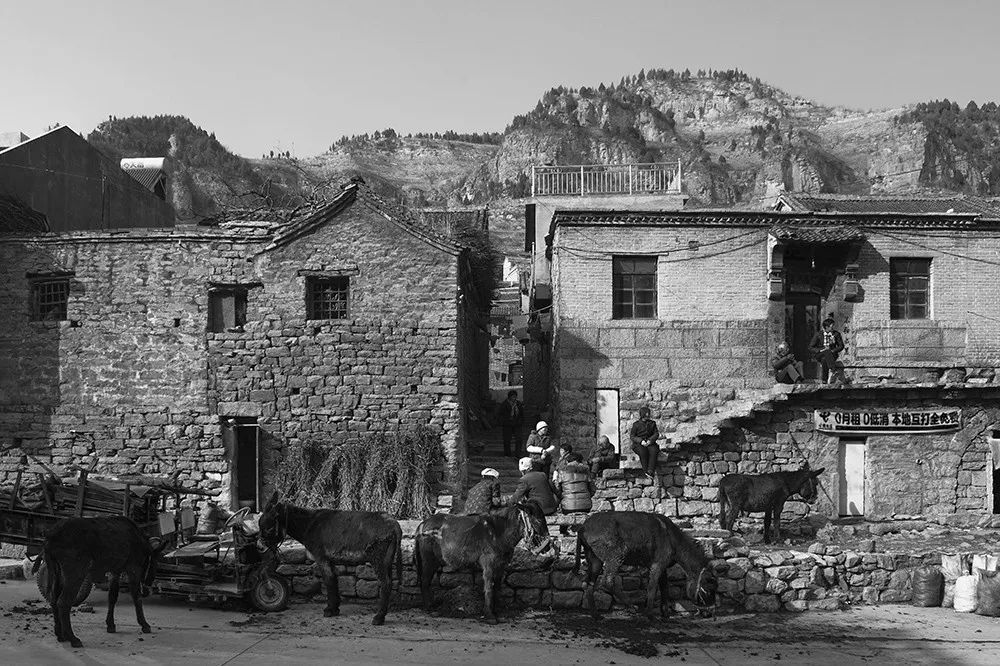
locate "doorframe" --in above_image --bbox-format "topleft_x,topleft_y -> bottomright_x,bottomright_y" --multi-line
838,437 -> 867,517
222,417 -> 262,512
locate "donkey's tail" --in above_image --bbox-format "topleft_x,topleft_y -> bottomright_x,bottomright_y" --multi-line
718,486 -> 728,530
395,533 -> 403,594
574,526 -> 584,574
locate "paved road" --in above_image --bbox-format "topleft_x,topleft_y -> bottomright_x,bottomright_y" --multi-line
1,579 -> 999,664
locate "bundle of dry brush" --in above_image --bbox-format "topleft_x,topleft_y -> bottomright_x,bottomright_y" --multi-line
268,426 -> 444,518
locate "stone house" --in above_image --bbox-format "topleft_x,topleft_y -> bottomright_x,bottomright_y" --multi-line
0,181 -> 489,509
533,193 -> 1000,526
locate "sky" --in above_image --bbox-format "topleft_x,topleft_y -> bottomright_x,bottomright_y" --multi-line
2,0 -> 999,158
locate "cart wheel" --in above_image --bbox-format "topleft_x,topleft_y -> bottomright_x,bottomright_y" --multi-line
249,573 -> 289,612
35,561 -> 94,606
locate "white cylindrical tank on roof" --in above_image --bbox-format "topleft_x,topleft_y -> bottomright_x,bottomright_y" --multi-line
120,157 -> 166,171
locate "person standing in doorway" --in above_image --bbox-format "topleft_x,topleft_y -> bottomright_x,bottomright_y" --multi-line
629,406 -> 660,479
809,317 -> 845,384
496,390 -> 524,458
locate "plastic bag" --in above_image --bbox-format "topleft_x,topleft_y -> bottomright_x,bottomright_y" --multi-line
975,570 -> 1000,617
911,566 -> 943,607
972,554 -> 998,577
954,575 -> 978,613
940,554 -> 967,608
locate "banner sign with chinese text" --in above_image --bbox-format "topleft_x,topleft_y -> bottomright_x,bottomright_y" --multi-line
814,409 -> 961,435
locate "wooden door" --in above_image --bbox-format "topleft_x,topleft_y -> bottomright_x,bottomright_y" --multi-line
839,438 -> 866,516
784,293 -> 821,380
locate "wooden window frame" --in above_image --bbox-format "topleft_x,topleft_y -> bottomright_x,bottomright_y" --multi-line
612,256 -> 657,320
30,276 -> 71,321
890,258 -> 930,320
208,287 -> 248,333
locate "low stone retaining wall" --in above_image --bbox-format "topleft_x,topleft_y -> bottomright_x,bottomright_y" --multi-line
274,520 -> 947,614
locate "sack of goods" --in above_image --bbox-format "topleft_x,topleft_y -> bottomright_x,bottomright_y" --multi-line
940,554 -> 968,608
972,554 -> 999,576
911,566 -> 944,607
975,569 -> 1000,617
953,575 -> 978,613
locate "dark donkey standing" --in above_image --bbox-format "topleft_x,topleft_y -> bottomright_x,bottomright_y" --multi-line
414,501 -> 551,624
257,492 -> 403,625
718,466 -> 826,543
576,511 -> 718,618
36,516 -> 168,648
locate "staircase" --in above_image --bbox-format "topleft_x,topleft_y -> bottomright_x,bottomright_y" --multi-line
466,427 -> 523,496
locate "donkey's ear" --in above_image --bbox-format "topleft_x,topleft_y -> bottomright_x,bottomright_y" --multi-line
263,491 -> 279,513
810,467 -> 826,477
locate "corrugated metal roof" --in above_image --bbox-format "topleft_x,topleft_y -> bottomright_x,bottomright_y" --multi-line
123,167 -> 165,192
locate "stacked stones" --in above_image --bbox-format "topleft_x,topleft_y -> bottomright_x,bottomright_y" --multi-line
271,521 -> 935,614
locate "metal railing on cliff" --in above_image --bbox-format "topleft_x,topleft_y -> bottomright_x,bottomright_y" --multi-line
530,160 -> 683,197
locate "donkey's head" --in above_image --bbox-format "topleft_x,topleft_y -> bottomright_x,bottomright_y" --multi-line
797,467 -> 826,503
687,566 -> 719,612
257,491 -> 285,551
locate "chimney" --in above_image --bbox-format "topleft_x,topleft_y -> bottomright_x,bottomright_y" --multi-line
0,131 -> 29,151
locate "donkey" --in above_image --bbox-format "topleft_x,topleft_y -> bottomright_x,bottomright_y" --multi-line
414,500 -> 551,624
36,516 -> 168,648
575,511 -> 717,619
718,467 -> 825,543
257,492 -> 403,625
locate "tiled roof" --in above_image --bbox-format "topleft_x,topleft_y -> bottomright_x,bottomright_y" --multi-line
263,180 -> 464,255
777,192 -> 1000,217
770,225 -> 865,244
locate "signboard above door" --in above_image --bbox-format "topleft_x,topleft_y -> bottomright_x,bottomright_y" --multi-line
814,409 -> 961,435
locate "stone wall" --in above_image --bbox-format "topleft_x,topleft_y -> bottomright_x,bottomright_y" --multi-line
273,526 -> 942,614
0,190 -> 479,496
577,388 -> 1000,526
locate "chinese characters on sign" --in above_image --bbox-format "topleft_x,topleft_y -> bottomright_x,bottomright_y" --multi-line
814,409 -> 962,435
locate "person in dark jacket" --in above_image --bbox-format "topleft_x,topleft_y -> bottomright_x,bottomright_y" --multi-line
525,421 -> 557,476
809,317 -> 846,384
588,435 -> 619,477
629,406 -> 660,478
462,468 -> 503,515
510,457 -> 560,515
772,341 -> 804,384
495,390 -> 524,457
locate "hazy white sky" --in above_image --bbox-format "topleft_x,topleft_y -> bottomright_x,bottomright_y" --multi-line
2,0 -> 997,157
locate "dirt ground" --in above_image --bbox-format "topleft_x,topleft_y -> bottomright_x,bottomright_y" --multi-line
1,579 -> 1000,665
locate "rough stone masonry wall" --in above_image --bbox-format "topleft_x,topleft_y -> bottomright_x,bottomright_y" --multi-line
587,391 -> 999,527
273,528 -> 939,613
0,201 -> 472,491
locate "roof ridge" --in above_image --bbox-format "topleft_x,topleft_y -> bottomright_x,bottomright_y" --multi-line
355,183 -> 466,254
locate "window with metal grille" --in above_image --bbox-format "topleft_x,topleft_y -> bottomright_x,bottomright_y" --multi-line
612,256 -> 657,319
31,278 -> 69,321
306,276 -> 350,320
890,258 -> 930,320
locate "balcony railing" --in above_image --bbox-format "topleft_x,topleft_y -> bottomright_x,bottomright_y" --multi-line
531,161 -> 683,197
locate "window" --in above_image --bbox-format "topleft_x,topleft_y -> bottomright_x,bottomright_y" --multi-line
30,277 -> 69,321
890,258 -> 930,319
208,288 -> 248,333
612,256 -> 657,319
306,276 -> 350,319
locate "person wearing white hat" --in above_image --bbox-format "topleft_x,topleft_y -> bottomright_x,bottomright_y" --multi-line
462,467 -> 503,515
525,421 -> 557,476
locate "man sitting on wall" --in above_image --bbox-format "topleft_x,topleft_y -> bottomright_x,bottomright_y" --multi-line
629,407 -> 660,479
772,341 -> 804,384
510,457 -> 560,516
588,435 -> 619,477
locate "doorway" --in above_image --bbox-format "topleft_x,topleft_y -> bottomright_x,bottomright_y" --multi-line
990,429 -> 1000,514
222,419 -> 262,511
595,389 -> 620,452
784,293 -> 821,380
838,438 -> 866,516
